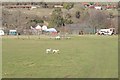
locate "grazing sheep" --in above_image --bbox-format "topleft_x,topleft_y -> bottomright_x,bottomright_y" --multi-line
52,49 -> 60,54
46,48 -> 52,53
55,36 -> 61,40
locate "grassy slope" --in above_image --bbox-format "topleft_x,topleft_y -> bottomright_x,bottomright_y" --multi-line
2,35 -> 118,78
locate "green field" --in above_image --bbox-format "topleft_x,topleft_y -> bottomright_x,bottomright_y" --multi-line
2,35 -> 118,78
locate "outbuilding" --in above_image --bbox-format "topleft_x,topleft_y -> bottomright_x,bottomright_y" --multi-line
45,28 -> 57,32
35,25 -> 42,31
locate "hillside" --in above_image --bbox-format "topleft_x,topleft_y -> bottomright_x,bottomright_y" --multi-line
2,2 -> 119,34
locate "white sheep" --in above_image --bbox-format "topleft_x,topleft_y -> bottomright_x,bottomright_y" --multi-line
52,49 -> 60,54
46,48 -> 52,53
55,36 -> 61,40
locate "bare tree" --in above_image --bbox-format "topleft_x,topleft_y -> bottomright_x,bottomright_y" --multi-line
89,10 -> 108,33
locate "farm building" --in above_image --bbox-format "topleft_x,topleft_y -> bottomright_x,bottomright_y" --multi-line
35,25 -> 42,31
45,28 -> 57,32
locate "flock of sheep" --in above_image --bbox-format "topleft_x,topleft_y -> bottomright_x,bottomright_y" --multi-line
46,36 -> 60,54
45,36 -> 71,54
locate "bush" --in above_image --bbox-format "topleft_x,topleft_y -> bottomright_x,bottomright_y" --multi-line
75,11 -> 80,19
63,3 -> 74,10
30,19 -> 44,24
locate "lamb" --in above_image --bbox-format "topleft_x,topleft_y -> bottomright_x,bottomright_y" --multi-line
46,48 -> 52,53
52,49 -> 60,54
55,36 -> 61,40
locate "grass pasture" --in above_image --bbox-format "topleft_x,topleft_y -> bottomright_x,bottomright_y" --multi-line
2,35 -> 118,78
